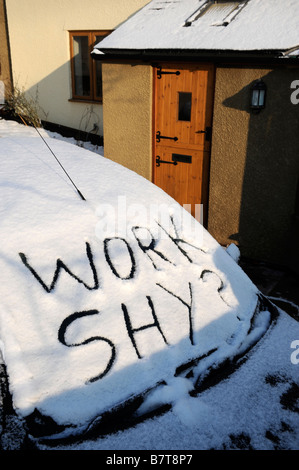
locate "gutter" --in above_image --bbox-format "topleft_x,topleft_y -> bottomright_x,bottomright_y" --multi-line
91,48 -> 299,65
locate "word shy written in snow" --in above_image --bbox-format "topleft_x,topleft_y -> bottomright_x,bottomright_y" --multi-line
19,219 -> 227,383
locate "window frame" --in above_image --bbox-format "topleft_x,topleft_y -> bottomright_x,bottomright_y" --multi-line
69,30 -> 111,103
202,1 -> 241,18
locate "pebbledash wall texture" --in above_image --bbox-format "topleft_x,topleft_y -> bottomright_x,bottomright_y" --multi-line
102,63 -> 153,180
208,65 -> 299,269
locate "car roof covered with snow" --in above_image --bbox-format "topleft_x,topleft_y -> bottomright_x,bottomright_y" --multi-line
0,119 -> 297,447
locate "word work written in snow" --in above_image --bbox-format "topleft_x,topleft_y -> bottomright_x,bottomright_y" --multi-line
19,216 -> 206,288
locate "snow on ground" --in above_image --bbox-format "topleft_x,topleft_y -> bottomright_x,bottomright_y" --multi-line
0,119 -> 298,451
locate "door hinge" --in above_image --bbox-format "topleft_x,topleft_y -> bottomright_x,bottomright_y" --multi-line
157,67 -> 180,79
156,156 -> 178,167
156,131 -> 178,142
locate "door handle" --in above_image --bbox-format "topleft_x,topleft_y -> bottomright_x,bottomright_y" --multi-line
195,126 -> 211,141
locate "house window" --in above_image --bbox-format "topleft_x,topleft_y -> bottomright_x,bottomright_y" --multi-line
202,1 -> 242,21
69,31 -> 111,102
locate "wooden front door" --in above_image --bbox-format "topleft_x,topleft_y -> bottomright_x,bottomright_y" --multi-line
153,64 -> 214,224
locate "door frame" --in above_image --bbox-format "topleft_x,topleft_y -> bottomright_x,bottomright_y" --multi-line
152,62 -> 215,226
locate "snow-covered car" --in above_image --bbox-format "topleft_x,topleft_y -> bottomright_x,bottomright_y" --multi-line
0,119 -> 298,450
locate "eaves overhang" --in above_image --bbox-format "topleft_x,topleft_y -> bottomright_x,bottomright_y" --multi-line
91,47 -> 299,65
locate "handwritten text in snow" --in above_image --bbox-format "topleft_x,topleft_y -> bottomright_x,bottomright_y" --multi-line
19,216 -> 229,384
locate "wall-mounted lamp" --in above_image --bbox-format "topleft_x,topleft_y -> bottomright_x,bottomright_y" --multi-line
250,79 -> 267,113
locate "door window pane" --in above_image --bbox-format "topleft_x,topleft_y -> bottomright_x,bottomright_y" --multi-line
178,92 -> 192,121
73,35 -> 90,96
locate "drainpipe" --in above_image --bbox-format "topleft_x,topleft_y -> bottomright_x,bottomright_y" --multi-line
2,0 -> 13,95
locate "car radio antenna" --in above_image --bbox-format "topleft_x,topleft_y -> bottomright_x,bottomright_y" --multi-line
18,114 -> 86,201
34,125 -> 86,201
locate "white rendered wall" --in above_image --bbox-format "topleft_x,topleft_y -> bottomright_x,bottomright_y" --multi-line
5,0 -> 149,135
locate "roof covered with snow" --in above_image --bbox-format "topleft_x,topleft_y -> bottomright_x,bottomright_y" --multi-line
93,0 -> 299,57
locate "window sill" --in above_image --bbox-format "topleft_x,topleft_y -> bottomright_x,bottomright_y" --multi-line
69,98 -> 103,105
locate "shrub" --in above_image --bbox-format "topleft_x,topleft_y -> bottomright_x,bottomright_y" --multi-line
4,86 -> 41,128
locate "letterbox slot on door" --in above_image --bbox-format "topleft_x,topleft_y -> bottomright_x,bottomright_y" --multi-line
172,154 -> 192,164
